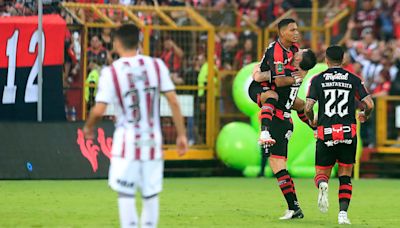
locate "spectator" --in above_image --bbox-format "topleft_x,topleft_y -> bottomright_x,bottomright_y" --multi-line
372,69 -> 391,98
353,0 -> 380,39
234,39 -> 257,70
100,28 -> 113,51
87,35 -> 111,67
393,0 -> 400,39
348,28 -> 378,62
267,0 -> 292,23
160,38 -> 184,84
219,31 -> 238,70
378,0 -> 394,41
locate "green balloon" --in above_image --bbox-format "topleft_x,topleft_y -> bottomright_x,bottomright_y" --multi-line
232,62 -> 260,117
250,112 -> 261,133
216,122 -> 260,170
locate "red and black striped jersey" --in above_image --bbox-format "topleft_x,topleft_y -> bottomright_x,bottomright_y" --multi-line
260,39 -> 299,78
307,67 -> 370,141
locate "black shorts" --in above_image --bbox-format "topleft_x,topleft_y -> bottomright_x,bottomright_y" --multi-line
248,80 -> 269,108
315,137 -> 357,169
268,114 -> 294,160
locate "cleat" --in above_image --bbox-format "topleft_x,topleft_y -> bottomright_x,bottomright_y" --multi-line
259,130 -> 276,147
279,209 -> 304,220
338,211 -> 351,225
318,182 -> 329,213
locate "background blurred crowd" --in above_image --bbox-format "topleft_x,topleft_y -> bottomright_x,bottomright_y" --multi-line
1,0 -> 400,146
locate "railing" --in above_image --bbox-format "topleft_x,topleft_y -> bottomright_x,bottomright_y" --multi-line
376,96 -> 400,153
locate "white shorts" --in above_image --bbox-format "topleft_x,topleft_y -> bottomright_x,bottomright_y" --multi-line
108,158 -> 164,197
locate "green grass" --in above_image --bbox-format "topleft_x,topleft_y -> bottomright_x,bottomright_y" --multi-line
0,178 -> 398,227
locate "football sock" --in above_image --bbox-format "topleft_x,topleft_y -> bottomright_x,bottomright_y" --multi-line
339,176 -> 352,212
118,194 -> 138,228
141,194 -> 159,228
290,177 -> 298,203
297,109 -> 316,130
259,147 -> 268,176
314,173 -> 329,188
260,98 -> 277,131
275,169 -> 299,211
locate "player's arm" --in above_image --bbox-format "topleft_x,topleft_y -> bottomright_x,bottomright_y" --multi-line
164,91 -> 188,156
358,95 -> 374,123
305,75 -> 318,127
356,77 -> 375,122
274,70 -> 307,87
157,58 -> 188,156
83,103 -> 107,139
304,98 -> 317,127
252,63 -> 271,82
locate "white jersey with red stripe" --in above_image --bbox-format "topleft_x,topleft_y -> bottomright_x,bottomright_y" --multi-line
96,54 -> 175,161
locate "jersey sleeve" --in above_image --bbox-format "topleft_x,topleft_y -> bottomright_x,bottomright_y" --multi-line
355,77 -> 370,101
156,58 -> 175,93
95,66 -> 115,104
306,75 -> 319,101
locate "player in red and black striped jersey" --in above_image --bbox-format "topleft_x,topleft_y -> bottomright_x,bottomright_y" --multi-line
248,18 -> 317,220
252,19 -> 314,147
305,46 -> 374,225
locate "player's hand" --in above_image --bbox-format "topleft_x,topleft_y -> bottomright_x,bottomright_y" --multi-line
176,135 -> 188,157
358,111 -> 367,123
310,119 -> 318,128
83,125 -> 95,139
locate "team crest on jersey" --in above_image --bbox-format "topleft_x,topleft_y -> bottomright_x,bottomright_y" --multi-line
277,63 -> 284,73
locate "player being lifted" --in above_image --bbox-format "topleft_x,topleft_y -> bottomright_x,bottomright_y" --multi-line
83,24 -> 188,228
248,18 -> 317,220
251,18 -> 315,147
305,46 -> 374,225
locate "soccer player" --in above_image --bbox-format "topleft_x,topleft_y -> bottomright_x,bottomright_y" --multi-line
83,24 -> 188,228
305,45 -> 374,225
251,18 -> 314,147
249,48 -> 317,219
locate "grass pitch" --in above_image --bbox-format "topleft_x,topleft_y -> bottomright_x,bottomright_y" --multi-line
0,178 -> 398,227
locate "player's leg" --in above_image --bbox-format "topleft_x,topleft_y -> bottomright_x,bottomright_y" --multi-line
109,158 -> 140,228
336,140 -> 357,225
292,97 -> 315,130
314,140 -> 336,213
269,118 -> 303,219
259,90 -> 279,146
141,159 -> 164,228
258,146 -> 268,177
118,192 -> 139,228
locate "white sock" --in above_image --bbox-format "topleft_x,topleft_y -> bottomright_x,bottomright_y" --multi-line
141,195 -> 159,228
118,195 -> 138,228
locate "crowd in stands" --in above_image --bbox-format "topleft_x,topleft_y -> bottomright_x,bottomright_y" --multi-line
2,0 -> 400,146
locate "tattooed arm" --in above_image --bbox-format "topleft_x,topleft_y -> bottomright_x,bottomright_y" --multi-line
305,98 -> 317,127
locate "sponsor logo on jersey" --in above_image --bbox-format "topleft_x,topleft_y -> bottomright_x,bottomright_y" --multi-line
325,139 -> 353,147
324,125 -> 351,135
323,72 -> 348,81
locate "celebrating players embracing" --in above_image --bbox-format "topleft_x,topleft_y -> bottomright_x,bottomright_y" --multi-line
305,46 -> 374,225
83,24 -> 188,228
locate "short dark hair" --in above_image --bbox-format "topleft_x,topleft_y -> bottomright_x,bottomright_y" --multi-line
114,24 -> 140,50
326,45 -> 344,64
299,49 -> 317,70
278,18 -> 296,30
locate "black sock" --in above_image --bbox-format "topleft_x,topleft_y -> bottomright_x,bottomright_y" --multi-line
339,176 -> 352,212
259,147 -> 268,176
314,174 -> 329,188
260,98 -> 277,131
275,169 -> 299,210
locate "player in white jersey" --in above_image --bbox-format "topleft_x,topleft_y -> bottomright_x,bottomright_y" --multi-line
83,24 -> 188,228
